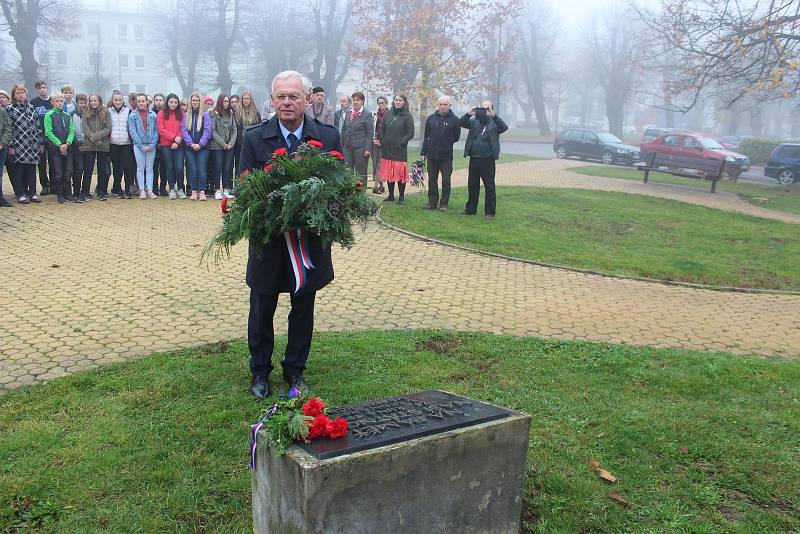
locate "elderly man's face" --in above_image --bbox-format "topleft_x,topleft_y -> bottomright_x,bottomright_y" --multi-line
437,97 -> 450,114
272,76 -> 308,125
339,96 -> 350,109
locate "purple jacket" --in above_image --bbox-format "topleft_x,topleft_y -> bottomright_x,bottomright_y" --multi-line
181,111 -> 212,148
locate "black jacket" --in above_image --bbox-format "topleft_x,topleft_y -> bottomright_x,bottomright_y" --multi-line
379,108 -> 414,161
420,110 -> 461,160
460,113 -> 508,160
238,116 -> 343,295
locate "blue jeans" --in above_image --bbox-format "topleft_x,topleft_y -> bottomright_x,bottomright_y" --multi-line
185,147 -> 209,192
133,146 -> 157,191
159,145 -> 185,190
211,149 -> 235,190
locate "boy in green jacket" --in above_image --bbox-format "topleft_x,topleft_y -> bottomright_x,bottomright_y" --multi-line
44,92 -> 75,203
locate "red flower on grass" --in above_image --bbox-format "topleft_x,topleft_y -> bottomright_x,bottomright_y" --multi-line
221,196 -> 229,214
273,147 -> 288,158
307,139 -> 324,148
302,396 -> 326,417
328,417 -> 348,439
328,150 -> 344,161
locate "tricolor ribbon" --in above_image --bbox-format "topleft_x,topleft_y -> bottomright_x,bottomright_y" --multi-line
284,228 -> 315,293
249,403 -> 279,471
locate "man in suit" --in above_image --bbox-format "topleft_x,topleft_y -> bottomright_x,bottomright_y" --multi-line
340,91 -> 373,187
333,95 -> 351,136
238,70 -> 343,399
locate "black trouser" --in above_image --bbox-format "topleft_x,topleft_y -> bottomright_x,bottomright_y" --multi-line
153,149 -> 167,192
465,157 -> 496,216
37,149 -> 54,190
109,144 -> 134,193
83,151 -> 109,195
344,145 -> 369,185
70,144 -> 84,196
248,290 -> 316,380
11,163 -> 36,197
47,144 -> 73,198
233,140 -> 242,178
371,145 -> 381,179
427,158 -> 453,208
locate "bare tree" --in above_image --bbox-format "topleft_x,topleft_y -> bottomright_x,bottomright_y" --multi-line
585,4 -> 643,137
514,2 -> 558,135
0,0 -> 80,89
82,34 -> 114,95
633,0 -> 800,110
211,0 -> 241,94
307,0 -> 353,98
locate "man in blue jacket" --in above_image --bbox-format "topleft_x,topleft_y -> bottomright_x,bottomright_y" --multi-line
420,95 -> 461,211
238,70 -> 342,399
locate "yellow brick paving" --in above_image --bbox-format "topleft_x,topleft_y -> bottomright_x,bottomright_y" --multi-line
1,161 -> 798,391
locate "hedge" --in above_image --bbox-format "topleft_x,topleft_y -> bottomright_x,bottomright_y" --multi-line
737,138 -> 783,165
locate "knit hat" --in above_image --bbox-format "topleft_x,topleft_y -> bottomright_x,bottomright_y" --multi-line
0,89 -> 9,99
203,96 -> 214,105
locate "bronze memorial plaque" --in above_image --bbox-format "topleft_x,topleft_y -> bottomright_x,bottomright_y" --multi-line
298,390 -> 512,459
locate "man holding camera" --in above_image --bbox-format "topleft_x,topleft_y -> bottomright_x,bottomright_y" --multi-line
459,100 -> 508,219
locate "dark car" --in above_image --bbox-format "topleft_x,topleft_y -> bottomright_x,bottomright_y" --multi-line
553,129 -> 640,165
640,132 -> 750,179
764,143 -> 800,184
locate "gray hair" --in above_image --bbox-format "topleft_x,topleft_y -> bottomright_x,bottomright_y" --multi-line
271,70 -> 312,95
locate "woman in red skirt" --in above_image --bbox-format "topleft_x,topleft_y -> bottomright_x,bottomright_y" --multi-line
377,93 -> 414,204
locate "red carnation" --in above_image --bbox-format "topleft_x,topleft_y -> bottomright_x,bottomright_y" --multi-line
273,147 -> 288,158
356,182 -> 364,192
239,168 -> 250,180
264,164 -> 272,172
302,396 -> 326,418
221,196 -> 229,214
307,139 -> 323,148
308,414 -> 332,439
328,150 -> 344,161
328,417 -> 349,439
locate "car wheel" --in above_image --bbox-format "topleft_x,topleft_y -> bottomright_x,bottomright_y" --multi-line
777,169 -> 796,185
556,145 -> 568,159
601,150 -> 614,165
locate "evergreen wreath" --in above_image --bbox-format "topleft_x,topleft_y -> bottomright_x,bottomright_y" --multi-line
202,140 -> 377,264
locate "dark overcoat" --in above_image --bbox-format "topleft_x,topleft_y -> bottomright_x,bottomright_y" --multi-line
238,116 -> 343,295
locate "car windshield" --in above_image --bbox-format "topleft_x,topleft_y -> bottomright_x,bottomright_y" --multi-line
597,132 -> 622,144
697,137 -> 724,149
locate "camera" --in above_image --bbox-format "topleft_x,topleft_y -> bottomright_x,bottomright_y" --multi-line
475,107 -> 487,120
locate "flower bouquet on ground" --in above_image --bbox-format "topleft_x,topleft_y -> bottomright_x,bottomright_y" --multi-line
250,395 -> 348,466
410,160 -> 426,190
202,140 -> 377,265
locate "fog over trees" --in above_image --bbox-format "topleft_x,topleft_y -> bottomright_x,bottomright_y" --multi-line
1,0 -> 798,137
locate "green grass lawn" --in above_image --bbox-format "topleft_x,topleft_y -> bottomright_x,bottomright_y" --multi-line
402,147 -> 540,172
1,332 -> 798,533
380,187 -> 800,291
569,165 -> 800,216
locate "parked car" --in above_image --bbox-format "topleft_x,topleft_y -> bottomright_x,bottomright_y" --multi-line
717,134 -> 754,150
553,129 -> 640,165
640,132 -> 750,179
640,127 -> 672,147
764,143 -> 800,184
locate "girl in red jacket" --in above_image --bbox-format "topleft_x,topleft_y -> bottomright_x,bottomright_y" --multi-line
157,93 -> 186,199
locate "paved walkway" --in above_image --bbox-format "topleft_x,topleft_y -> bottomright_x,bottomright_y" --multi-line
2,161 -> 799,391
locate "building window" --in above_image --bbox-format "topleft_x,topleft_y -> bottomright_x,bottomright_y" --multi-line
135,84 -> 146,94
119,54 -> 129,69
134,55 -> 144,69
39,51 -> 50,65
56,51 -> 68,66
118,24 -> 127,38
87,21 -> 100,37
134,24 -> 143,39
120,84 -> 130,95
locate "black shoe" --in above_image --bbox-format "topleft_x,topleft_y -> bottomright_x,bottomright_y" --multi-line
125,193 -> 133,199
57,195 -> 65,204
461,211 -> 476,216
382,196 -> 395,203
66,195 -> 77,203
439,205 -> 448,212
77,195 -> 88,203
99,193 -> 108,201
485,214 -> 495,220
115,192 -> 125,199
422,204 -> 436,210
286,375 -> 309,398
0,197 -> 11,208
398,197 -> 405,204
159,189 -> 168,197
40,186 -> 50,196
250,376 -> 270,399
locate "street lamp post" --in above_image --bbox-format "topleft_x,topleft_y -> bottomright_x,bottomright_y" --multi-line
496,21 -> 502,117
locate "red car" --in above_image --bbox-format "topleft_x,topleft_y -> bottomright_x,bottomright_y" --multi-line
640,132 -> 750,179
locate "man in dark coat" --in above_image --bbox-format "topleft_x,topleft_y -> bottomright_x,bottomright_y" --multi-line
238,70 -> 342,399
460,100 -> 508,219
420,95 -> 461,211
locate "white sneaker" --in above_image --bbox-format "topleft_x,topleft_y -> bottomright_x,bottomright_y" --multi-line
169,188 -> 177,199
140,190 -> 147,199
222,189 -> 231,198
214,190 -> 223,200
177,189 -> 187,199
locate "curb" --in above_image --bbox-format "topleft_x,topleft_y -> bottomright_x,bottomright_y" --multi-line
375,208 -> 800,297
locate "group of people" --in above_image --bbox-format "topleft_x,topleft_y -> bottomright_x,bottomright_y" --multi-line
0,81 -> 263,205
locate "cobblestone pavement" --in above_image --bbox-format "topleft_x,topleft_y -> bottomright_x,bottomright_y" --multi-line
2,161 -> 798,391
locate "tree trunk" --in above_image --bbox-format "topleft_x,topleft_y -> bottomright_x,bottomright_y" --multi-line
14,28 -> 40,91
749,109 -> 763,138
605,91 -> 624,138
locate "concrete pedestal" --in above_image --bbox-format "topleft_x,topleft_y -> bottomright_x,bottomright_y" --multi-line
252,395 -> 531,534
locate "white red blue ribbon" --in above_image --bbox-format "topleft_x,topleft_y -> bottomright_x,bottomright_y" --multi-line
284,228 -> 315,293
249,404 -> 279,471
